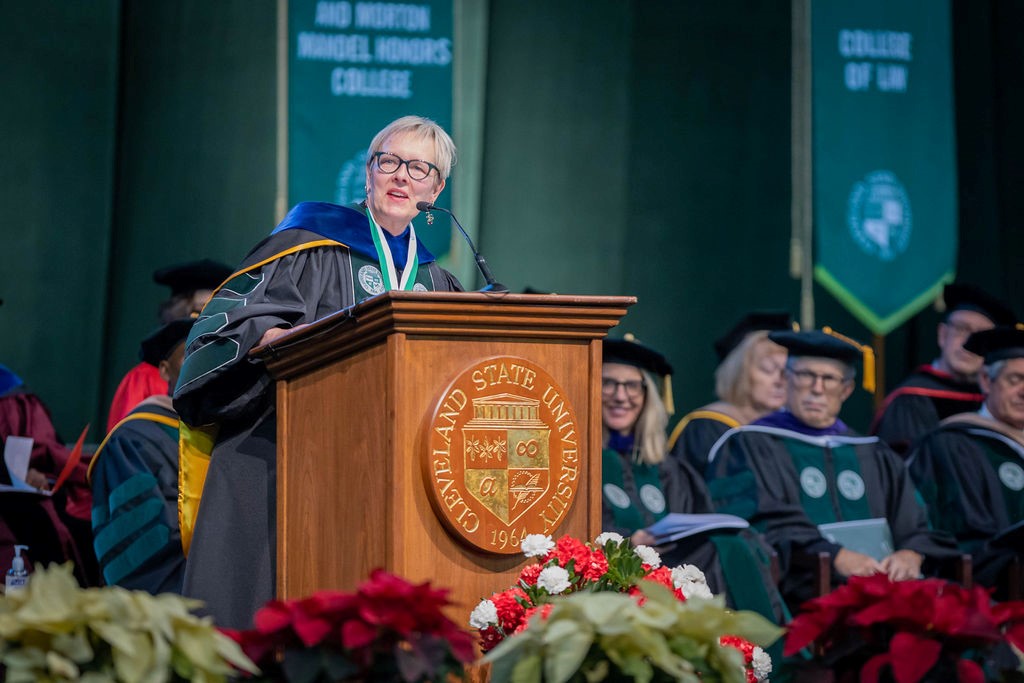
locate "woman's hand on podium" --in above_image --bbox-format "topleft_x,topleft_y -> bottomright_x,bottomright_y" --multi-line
259,323 -> 310,347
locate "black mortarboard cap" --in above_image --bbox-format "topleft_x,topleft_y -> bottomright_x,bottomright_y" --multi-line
604,336 -> 674,377
942,283 -> 1017,327
139,318 -> 195,366
963,326 -> 1024,364
769,328 -> 876,392
768,329 -> 862,363
604,335 -> 675,413
153,259 -> 234,297
713,310 -> 795,362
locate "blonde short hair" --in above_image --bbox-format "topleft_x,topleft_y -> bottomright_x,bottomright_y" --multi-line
367,115 -> 457,181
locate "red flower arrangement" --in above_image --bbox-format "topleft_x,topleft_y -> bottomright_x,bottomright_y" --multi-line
470,533 -> 772,681
784,573 -> 1024,683
720,635 -> 773,683
224,569 -> 476,683
470,533 -> 713,651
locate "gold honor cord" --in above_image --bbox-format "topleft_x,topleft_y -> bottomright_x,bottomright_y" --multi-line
366,207 -> 419,291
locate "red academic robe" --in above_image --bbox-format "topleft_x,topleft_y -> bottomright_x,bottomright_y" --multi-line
106,362 -> 169,433
0,391 -> 98,585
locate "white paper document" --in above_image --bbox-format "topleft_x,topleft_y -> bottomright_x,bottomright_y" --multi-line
645,512 -> 749,544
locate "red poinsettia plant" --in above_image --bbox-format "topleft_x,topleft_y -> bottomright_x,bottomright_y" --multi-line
224,569 -> 476,683
470,533 -> 774,682
784,573 -> 1024,683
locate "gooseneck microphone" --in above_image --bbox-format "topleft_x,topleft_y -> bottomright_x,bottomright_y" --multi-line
417,201 -> 508,292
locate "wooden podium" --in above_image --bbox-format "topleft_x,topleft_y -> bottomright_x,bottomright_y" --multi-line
258,291 -> 633,617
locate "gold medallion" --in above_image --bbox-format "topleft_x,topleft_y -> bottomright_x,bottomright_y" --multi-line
425,356 -> 582,554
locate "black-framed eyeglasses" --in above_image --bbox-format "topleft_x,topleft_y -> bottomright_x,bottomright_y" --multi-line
372,151 -> 438,181
787,368 -> 849,391
601,378 -> 646,398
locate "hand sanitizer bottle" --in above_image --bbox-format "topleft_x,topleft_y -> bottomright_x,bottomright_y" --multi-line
5,545 -> 29,595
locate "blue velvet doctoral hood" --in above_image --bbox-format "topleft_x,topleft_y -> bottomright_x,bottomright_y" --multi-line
271,201 -> 437,268
754,409 -> 851,437
0,364 -> 23,397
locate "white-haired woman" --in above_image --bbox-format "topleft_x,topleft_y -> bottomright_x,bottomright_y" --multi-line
174,116 -> 463,629
668,312 -> 792,473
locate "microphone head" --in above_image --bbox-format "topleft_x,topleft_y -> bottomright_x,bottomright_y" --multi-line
415,201 -> 433,212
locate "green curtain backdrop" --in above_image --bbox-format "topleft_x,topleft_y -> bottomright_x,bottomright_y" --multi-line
102,0 -> 278,440
0,2 -> 121,439
0,0 -> 1021,442
480,0 -> 804,422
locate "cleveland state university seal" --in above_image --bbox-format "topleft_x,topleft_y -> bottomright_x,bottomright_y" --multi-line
425,356 -> 582,554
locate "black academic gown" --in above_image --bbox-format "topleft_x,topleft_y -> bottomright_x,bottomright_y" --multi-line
706,422 -> 958,608
601,448 -> 785,624
667,405 -> 740,474
88,396 -> 184,594
173,203 -> 461,629
601,448 -> 716,538
871,365 -> 984,456
908,413 -> 1024,593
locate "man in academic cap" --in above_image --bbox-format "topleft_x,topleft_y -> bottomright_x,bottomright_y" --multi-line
106,259 -> 233,432
871,283 -> 1017,456
907,326 -> 1024,594
704,329 -> 958,609
153,259 -> 234,323
89,317 -> 194,594
668,311 -> 793,472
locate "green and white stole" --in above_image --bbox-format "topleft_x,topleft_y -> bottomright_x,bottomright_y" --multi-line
602,448 -> 668,531
366,207 -> 419,291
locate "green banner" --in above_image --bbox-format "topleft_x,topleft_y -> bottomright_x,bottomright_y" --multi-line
811,0 -> 956,334
288,0 -> 453,255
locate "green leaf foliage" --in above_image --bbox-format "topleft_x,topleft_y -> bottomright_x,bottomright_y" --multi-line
485,582 -> 782,683
0,563 -> 258,682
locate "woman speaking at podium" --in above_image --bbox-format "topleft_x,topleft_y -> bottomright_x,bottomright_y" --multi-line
173,116 -> 463,628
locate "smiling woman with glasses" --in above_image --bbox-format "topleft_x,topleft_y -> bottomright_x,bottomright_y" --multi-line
171,115 -> 463,630
600,337 -> 686,545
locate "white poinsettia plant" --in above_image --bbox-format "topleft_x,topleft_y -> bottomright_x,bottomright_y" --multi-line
0,563 -> 257,682
470,533 -> 781,683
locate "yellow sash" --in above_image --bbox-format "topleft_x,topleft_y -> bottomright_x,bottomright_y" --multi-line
87,411 -> 180,483
667,409 -> 742,450
178,422 -> 218,556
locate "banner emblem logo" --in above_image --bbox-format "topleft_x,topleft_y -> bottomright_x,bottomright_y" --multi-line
846,170 -> 913,262
334,150 -> 368,206
426,357 -> 582,554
